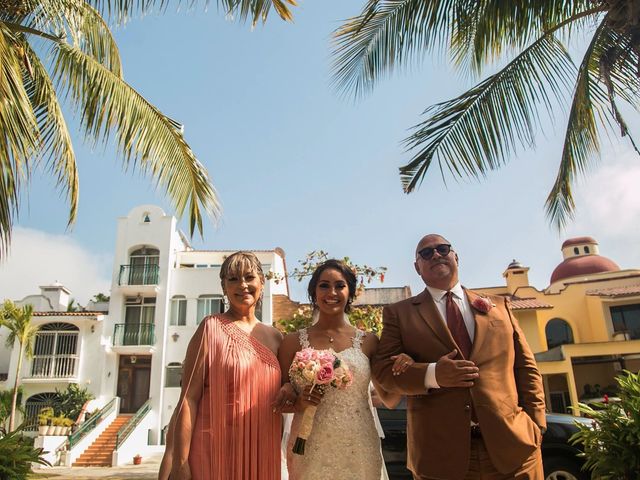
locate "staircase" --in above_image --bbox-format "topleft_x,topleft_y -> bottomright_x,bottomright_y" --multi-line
72,414 -> 132,466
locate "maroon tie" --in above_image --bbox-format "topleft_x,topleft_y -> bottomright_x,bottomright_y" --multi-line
446,291 -> 472,359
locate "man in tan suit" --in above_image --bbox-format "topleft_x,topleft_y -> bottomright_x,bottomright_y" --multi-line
373,234 -> 546,480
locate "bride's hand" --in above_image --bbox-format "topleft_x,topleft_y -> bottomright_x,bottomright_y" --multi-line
297,385 -> 323,410
390,353 -> 415,376
272,383 -> 297,413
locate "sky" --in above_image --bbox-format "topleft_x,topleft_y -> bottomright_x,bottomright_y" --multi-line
0,2 -> 639,305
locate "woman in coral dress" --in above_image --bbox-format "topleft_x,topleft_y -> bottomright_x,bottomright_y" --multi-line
160,251 -> 294,480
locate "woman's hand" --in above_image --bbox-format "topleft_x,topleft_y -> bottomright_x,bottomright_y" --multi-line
390,352 -> 415,376
170,461 -> 192,480
272,382 -> 297,413
296,385 -> 324,411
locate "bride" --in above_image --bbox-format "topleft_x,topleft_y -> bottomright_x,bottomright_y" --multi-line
277,259 -> 412,480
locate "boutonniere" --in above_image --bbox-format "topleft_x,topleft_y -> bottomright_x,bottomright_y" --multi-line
471,296 -> 495,314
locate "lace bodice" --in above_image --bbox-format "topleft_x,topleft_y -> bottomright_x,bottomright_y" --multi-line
286,328 -> 383,480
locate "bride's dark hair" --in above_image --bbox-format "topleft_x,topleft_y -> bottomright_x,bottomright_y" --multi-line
307,259 -> 358,313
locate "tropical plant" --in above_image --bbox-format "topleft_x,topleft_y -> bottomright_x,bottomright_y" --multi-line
0,301 -> 39,431
571,370 -> 640,479
0,387 -> 23,429
53,383 -> 93,421
0,0 -> 298,257
91,292 -> 110,303
0,424 -> 49,478
332,1 -> 640,228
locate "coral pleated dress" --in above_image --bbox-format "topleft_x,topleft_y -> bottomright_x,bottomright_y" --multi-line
188,315 -> 282,480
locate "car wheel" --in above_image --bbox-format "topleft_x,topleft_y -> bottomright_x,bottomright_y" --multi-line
544,456 -> 583,480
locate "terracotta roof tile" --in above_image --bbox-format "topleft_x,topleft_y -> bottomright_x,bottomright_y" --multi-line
33,311 -> 104,317
586,285 -> 640,297
508,297 -> 553,310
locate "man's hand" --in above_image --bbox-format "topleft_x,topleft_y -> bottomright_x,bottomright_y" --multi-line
435,350 -> 479,388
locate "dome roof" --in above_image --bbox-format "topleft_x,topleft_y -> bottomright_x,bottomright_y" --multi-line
550,255 -> 620,284
507,259 -> 525,269
561,236 -> 597,248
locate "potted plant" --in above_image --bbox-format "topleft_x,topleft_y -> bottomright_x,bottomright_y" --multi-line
133,454 -> 142,465
37,407 -> 54,435
60,417 -> 74,435
51,416 -> 64,435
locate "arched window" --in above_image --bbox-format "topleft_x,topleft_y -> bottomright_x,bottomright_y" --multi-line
584,246 -> 590,254
31,323 -> 79,378
127,246 -> 159,285
573,247 -> 579,255
170,295 -> 187,326
546,318 -> 574,350
165,362 -> 182,387
24,392 -> 57,431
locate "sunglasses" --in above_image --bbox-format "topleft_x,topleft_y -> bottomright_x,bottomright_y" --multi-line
418,244 -> 452,260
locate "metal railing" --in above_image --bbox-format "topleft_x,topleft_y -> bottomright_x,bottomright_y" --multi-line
115,399 -> 151,449
113,323 -> 155,346
118,264 -> 159,286
30,355 -> 78,378
68,398 -> 117,449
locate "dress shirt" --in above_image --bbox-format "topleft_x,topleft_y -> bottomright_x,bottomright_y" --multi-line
424,282 -> 476,390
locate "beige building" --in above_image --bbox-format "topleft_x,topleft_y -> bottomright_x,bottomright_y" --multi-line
476,236 -> 640,415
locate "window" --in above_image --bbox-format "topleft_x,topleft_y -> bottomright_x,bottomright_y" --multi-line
127,247 -> 159,285
573,247 -> 579,255
165,362 -> 182,387
611,304 -> 640,340
196,295 -> 224,323
24,392 -> 57,431
545,318 -> 574,350
31,323 -> 79,378
170,296 -> 187,326
125,297 -> 156,324
584,246 -> 590,254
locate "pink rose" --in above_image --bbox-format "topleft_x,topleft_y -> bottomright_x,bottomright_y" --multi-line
295,348 -> 313,362
316,350 -> 335,366
315,363 -> 334,384
471,296 -> 494,313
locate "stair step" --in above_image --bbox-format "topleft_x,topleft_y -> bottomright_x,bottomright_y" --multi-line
71,413 -> 134,468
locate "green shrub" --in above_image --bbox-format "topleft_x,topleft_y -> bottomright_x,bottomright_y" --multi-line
53,384 -> 94,421
571,370 -> 640,479
0,425 -> 49,479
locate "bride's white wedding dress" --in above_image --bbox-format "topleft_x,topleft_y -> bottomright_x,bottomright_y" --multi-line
286,328 -> 384,480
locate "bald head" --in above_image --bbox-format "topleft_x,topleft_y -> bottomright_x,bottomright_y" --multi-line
415,234 -> 450,258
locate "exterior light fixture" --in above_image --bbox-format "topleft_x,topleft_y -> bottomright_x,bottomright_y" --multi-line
172,332 -> 180,342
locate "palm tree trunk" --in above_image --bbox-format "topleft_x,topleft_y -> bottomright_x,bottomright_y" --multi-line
9,342 -> 24,432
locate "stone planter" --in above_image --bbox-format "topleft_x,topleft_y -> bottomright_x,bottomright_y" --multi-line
38,425 -> 48,436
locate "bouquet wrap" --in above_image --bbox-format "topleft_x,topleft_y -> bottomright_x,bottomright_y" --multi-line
292,404 -> 317,454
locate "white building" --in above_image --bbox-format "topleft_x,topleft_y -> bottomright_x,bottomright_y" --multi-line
0,205 -> 289,466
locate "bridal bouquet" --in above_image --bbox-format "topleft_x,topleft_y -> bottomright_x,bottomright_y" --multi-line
289,348 -> 353,454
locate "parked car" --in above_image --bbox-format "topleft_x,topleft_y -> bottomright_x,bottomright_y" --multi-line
377,400 -> 592,480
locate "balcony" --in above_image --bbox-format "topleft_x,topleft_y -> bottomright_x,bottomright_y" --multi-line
24,355 -> 79,383
112,323 -> 156,354
118,264 -> 159,294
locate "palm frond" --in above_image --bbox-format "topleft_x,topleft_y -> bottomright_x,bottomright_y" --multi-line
399,33 -> 575,193
0,25 -> 39,256
545,20 -> 640,228
23,40 -> 79,228
331,0 -> 456,97
52,42 -> 220,235
451,0 -> 601,75
86,0 -> 296,25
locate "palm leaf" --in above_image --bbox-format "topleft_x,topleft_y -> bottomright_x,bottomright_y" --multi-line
332,0 -> 457,97
450,0 -> 600,75
545,20 -> 640,228
87,0 -> 296,25
0,25 -> 39,256
52,42 -> 220,235
22,40 -> 79,228
399,33 -> 575,193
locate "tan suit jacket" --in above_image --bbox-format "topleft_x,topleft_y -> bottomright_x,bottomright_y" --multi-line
373,288 -> 546,480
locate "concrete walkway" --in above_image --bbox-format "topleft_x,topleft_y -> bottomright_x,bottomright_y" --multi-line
30,454 -> 161,480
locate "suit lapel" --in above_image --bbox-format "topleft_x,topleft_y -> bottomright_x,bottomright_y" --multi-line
413,288 -> 457,350
464,288 -> 487,360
